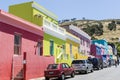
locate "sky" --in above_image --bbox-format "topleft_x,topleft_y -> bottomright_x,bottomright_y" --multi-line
0,0 -> 120,20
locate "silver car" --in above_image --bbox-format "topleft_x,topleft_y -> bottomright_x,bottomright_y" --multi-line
72,60 -> 93,74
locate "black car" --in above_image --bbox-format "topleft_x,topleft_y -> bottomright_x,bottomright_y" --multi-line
88,58 -> 103,70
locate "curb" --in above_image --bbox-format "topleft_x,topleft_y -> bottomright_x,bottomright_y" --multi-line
29,77 -> 45,80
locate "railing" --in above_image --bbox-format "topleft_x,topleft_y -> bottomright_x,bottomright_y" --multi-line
43,19 -> 66,34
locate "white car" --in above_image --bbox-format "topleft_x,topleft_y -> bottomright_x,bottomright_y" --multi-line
72,60 -> 93,74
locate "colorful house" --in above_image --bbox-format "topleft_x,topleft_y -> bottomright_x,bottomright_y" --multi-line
91,39 -> 109,61
59,32 -> 80,65
61,24 -> 91,59
90,43 -> 104,58
9,1 -> 68,64
0,10 -> 54,80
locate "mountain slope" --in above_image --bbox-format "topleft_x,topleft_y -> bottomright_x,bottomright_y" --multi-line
59,19 -> 120,42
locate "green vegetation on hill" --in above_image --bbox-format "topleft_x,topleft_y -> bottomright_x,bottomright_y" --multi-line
82,22 -> 103,37
59,19 -> 120,42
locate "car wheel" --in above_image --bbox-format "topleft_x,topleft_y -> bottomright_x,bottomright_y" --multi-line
71,72 -> 75,78
59,74 -> 65,80
45,77 -> 49,80
91,69 -> 93,72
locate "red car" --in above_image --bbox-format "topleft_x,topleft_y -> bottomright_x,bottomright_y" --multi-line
44,63 -> 75,80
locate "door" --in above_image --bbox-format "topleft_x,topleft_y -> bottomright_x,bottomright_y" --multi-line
50,40 -> 54,56
62,64 -> 68,75
64,63 -> 71,75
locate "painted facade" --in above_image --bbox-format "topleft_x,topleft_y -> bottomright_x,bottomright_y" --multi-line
90,43 -> 103,58
9,1 -> 70,64
92,39 -> 108,55
61,24 -> 91,59
9,1 -> 58,26
60,32 -> 80,65
91,39 -> 109,61
0,10 -> 54,80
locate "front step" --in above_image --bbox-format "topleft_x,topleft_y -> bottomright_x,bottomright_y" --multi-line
14,77 -> 24,80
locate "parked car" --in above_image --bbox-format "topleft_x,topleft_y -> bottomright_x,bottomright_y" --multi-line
88,58 -> 103,70
71,59 -> 93,74
44,63 -> 75,80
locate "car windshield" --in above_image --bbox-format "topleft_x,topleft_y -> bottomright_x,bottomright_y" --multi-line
72,60 -> 85,64
47,64 -> 58,69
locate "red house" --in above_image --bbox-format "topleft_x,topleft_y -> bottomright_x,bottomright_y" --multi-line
0,10 -> 54,80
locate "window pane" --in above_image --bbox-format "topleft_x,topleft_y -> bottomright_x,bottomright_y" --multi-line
50,40 -> 54,56
37,41 -> 43,56
14,35 -> 20,44
14,34 -> 21,55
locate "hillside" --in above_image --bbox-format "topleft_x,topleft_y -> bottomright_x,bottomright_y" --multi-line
59,19 -> 120,43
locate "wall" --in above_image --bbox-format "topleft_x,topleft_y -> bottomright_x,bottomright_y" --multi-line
0,22 -> 53,80
90,45 -> 96,56
9,1 -> 58,27
0,22 -> 13,80
9,2 -> 33,23
65,39 -> 79,65
26,54 -> 54,80
43,33 -> 65,62
92,40 -> 108,55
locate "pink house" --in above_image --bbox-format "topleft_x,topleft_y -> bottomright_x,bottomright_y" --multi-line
0,10 -> 54,80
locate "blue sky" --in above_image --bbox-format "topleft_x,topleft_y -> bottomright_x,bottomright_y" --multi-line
0,0 -> 120,20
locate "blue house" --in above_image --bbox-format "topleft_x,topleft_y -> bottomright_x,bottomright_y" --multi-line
91,39 -> 109,61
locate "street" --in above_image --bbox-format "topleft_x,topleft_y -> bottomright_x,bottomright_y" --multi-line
67,65 -> 120,80
40,65 -> 120,80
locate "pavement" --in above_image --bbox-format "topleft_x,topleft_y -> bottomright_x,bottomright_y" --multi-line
29,77 -> 45,80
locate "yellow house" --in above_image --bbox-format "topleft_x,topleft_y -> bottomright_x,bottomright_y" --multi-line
57,32 -> 80,65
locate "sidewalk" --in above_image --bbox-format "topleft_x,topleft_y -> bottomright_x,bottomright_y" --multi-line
30,77 -> 45,80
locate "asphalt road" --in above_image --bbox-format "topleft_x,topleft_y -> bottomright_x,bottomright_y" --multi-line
67,65 -> 120,80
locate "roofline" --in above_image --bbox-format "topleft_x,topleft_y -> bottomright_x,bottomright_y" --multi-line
32,1 -> 58,20
0,9 -> 43,37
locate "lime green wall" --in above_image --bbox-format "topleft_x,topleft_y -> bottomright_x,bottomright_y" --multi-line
43,33 -> 66,62
9,2 -> 33,23
9,1 -> 58,26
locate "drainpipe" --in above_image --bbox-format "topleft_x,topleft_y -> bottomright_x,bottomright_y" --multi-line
23,52 -> 27,80
11,56 -> 14,80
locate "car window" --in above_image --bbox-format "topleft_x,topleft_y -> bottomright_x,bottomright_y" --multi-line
72,60 -> 85,64
62,64 -> 66,68
87,60 -> 92,64
47,64 -> 58,69
64,63 -> 70,68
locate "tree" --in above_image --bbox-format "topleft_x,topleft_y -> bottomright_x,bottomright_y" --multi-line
115,42 -> 120,56
108,20 -> 116,31
82,22 -> 103,36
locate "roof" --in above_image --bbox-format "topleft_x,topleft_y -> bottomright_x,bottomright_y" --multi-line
0,9 -> 43,37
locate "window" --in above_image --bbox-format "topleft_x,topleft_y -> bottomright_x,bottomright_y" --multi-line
62,64 -> 66,69
37,41 -> 43,56
47,64 -> 58,69
14,34 -> 21,55
70,44 -> 72,54
50,40 -> 54,56
70,44 -> 73,59
78,46 -> 80,53
64,63 -> 70,68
